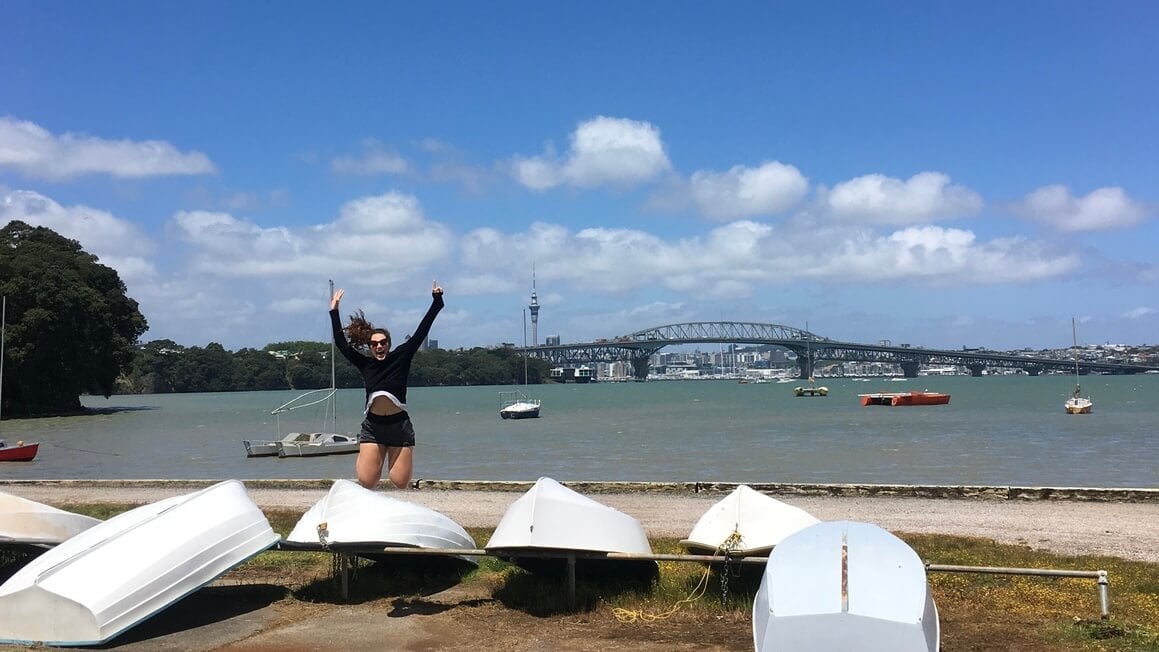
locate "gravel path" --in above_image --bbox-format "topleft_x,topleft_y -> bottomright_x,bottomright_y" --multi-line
7,480 -> 1158,563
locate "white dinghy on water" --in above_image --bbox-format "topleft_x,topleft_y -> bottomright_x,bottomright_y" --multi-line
0,491 -> 102,550
283,479 -> 476,563
753,520 -> 939,652
0,480 -> 279,647
485,477 -> 656,578
679,485 -> 819,557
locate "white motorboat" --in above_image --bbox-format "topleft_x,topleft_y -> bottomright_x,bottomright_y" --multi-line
277,431 -> 360,457
679,485 -> 819,557
284,479 -> 476,563
499,390 -> 541,419
753,520 -> 940,652
0,491 -> 102,549
0,480 -> 279,646
485,477 -> 654,577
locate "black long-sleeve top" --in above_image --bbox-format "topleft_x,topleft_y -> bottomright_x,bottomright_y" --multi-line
330,293 -> 443,409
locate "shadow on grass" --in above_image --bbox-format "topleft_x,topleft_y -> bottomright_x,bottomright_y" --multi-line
293,554 -> 477,605
492,561 -> 661,616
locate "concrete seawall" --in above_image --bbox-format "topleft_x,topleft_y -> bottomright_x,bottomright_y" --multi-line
2,478 -> 1157,503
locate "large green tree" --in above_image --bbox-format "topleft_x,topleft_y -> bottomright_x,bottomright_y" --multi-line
0,221 -> 147,416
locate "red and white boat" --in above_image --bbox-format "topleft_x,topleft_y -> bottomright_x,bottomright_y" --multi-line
0,441 -> 39,462
858,391 -> 950,407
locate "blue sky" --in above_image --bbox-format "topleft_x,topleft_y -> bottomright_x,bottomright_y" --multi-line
2,2 -> 1156,352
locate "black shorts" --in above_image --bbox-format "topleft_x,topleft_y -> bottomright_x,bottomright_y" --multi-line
358,411 -> 416,447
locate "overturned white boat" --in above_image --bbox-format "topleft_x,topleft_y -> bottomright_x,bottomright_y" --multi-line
679,485 -> 819,556
753,520 -> 939,652
0,491 -> 102,549
0,480 -> 279,646
284,479 -> 476,563
485,477 -> 654,577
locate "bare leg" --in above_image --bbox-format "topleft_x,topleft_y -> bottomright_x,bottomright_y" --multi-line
386,446 -> 414,489
355,443 -> 388,489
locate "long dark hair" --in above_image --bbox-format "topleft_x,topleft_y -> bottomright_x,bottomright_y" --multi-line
345,309 -> 391,348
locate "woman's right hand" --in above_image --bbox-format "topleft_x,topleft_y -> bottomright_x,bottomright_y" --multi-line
330,288 -> 344,310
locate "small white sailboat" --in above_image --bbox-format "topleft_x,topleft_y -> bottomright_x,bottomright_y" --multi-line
1064,318 -> 1093,415
0,492 -> 101,549
793,322 -> 829,397
499,390 -> 541,419
485,477 -> 654,577
753,520 -> 940,652
0,480 -> 279,646
499,307 -> 542,419
244,280 -> 357,456
679,485 -> 819,557
284,479 -> 476,563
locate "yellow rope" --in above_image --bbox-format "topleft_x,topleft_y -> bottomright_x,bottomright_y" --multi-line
612,530 -> 744,623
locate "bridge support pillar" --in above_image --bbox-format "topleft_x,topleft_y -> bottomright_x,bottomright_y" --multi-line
1025,365 -> 1043,377
630,356 -> 650,381
796,355 -> 814,380
899,361 -> 920,378
966,363 -> 986,377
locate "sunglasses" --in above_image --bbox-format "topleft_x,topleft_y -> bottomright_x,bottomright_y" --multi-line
369,339 -> 390,348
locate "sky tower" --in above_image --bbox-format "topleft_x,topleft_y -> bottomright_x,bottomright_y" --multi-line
528,267 -> 540,346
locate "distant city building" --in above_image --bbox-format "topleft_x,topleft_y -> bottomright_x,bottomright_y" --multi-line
546,335 -> 561,346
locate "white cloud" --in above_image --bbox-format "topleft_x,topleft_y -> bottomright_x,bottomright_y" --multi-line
1,189 -> 156,282
170,191 -> 452,282
1122,307 -> 1156,319
1014,185 -> 1148,232
689,161 -> 809,220
330,139 -> 409,176
0,116 -> 215,180
821,171 -> 983,224
512,116 -> 672,190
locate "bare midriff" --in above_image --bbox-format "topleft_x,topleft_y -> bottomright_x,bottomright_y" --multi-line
368,395 -> 403,416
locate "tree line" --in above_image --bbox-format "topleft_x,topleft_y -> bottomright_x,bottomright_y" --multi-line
118,338 -> 551,395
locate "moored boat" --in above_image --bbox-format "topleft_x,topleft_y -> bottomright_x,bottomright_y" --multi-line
485,477 -> 655,577
499,390 -> 541,419
1065,318 -> 1093,415
277,432 -> 360,457
284,479 -> 476,563
0,480 -> 279,646
753,520 -> 940,652
679,485 -> 819,557
858,391 -> 950,406
0,492 -> 101,549
0,440 -> 38,462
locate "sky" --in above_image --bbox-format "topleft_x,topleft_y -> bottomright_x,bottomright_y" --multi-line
2,2 -> 1156,353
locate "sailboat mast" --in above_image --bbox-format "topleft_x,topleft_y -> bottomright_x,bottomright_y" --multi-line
522,308 -> 528,385
328,280 -> 337,434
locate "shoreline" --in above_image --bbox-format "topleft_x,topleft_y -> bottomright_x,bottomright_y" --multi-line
5,479 -> 1159,563
4,478 -> 1158,501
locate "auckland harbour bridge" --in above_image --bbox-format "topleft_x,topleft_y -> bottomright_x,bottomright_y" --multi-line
520,321 -> 1159,381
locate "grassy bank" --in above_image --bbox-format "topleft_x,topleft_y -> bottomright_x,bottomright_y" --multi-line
2,504 -> 1157,651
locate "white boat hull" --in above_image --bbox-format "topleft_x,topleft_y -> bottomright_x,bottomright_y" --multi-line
753,520 -> 939,652
485,477 -> 654,576
0,480 -> 279,646
680,485 -> 819,556
0,492 -> 102,548
500,402 -> 541,419
277,432 -> 360,457
1065,396 -> 1093,415
286,479 -> 475,562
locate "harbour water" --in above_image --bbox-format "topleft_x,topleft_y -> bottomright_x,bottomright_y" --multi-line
2,375 -> 1156,488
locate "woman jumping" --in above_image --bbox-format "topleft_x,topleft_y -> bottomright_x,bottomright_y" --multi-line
330,281 -> 443,489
